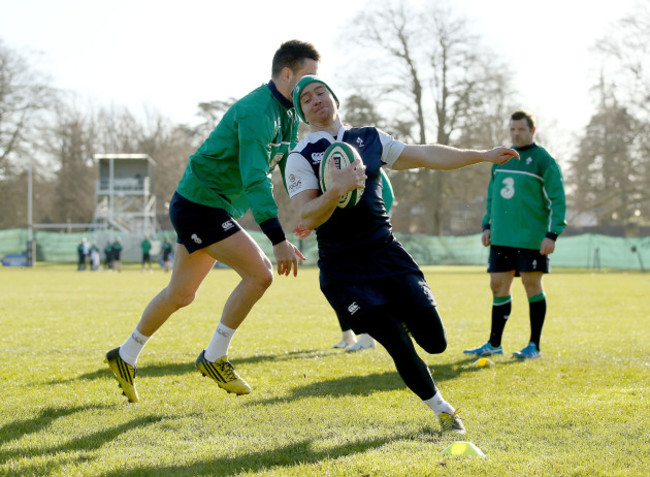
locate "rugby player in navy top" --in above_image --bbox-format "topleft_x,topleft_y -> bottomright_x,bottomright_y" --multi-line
285,75 -> 518,433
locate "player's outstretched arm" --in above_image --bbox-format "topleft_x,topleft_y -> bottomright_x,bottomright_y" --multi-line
392,144 -> 519,171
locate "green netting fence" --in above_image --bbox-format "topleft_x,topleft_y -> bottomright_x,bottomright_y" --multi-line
0,229 -> 648,271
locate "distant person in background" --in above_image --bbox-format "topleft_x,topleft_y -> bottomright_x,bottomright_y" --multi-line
464,110 -> 566,360
111,238 -> 122,272
77,237 -> 89,271
90,243 -> 100,271
141,234 -> 153,272
104,40 -> 320,403
161,238 -> 173,272
104,241 -> 113,270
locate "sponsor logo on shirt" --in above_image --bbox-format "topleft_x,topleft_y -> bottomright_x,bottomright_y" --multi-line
222,220 -> 234,231
526,157 -> 533,165
191,233 -> 202,244
288,174 -> 302,194
356,137 -> 365,148
348,301 -> 361,315
311,152 -> 324,164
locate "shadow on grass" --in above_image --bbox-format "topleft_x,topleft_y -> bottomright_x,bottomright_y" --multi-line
46,349 -> 340,385
48,362 -> 193,384
100,427 -> 434,477
47,350 -> 519,404
0,404 -> 165,465
248,355 -> 495,406
0,404 -> 112,446
1,401 -> 438,476
237,348 -> 341,365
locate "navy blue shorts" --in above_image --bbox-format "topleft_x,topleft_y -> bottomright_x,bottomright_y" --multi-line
488,245 -> 550,275
169,191 -> 242,254
321,272 -> 437,324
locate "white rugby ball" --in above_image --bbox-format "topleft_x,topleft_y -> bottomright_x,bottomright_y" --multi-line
319,142 -> 365,209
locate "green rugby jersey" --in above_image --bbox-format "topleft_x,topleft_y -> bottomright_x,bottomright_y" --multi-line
176,81 -> 298,226
482,143 -> 567,250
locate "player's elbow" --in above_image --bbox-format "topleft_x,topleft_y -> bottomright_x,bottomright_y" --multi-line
299,211 -> 326,231
298,216 -> 316,231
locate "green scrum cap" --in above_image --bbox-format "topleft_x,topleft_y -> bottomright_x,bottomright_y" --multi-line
291,75 -> 339,124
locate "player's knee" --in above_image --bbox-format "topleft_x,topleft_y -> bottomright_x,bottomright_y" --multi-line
420,336 -> 447,354
249,265 -> 274,293
521,276 -> 543,295
411,307 -> 447,354
258,269 -> 274,291
490,279 -> 506,295
489,281 -> 500,295
167,288 -> 196,309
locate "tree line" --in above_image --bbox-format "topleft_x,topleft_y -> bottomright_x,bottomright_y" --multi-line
1,0 -> 648,236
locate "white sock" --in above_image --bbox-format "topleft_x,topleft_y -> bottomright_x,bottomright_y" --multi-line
119,328 -> 150,367
423,390 -> 455,417
357,333 -> 375,346
204,323 -> 236,362
342,330 -> 357,346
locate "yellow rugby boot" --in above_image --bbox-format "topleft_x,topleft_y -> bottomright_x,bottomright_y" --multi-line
439,409 -> 466,434
195,351 -> 251,395
105,347 -> 139,403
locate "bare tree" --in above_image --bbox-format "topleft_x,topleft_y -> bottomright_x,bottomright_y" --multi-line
0,41 -> 56,228
587,2 -> 650,228
0,40 -> 54,174
134,110 -> 198,222
596,1 -> 650,119
344,0 -> 514,234
42,101 -> 97,225
569,80 -> 645,227
341,94 -> 386,128
193,99 -> 237,141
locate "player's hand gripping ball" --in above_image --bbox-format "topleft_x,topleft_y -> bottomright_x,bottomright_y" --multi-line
319,142 -> 365,209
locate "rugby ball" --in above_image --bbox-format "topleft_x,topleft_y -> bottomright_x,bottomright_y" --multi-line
319,142 -> 365,209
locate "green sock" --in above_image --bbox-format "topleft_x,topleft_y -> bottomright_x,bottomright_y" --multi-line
529,293 -> 546,349
489,295 -> 511,348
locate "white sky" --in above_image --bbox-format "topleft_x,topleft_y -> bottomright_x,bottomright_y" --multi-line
0,0 -> 636,145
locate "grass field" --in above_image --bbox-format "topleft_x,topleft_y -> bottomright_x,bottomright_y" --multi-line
0,264 -> 648,476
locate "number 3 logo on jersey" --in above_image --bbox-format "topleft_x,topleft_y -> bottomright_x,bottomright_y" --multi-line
500,177 -> 515,199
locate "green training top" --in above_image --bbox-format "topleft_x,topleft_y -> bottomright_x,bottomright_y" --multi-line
482,143 -> 567,250
176,82 -> 298,227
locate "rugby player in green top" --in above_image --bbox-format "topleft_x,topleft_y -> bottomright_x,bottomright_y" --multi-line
464,110 -> 567,360
105,40 -> 320,402
141,234 -> 152,272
